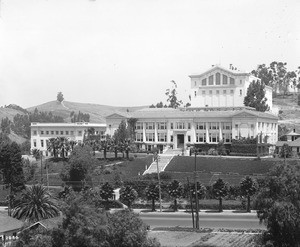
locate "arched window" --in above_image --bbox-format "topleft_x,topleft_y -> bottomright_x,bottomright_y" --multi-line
223,75 -> 228,85
209,75 -> 214,85
216,73 -> 220,85
202,78 -> 207,86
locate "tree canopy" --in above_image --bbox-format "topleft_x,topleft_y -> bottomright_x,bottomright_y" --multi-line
244,80 -> 270,112
57,92 -> 64,103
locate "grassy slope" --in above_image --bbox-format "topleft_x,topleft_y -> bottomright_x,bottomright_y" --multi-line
0,107 -> 26,121
26,100 -> 147,123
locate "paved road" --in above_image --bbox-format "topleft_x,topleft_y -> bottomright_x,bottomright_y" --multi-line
138,210 -> 265,230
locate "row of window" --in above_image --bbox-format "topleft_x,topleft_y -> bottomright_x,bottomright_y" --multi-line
135,122 -> 233,131
135,132 -> 232,143
195,89 -> 242,97
196,73 -> 239,87
32,129 -> 104,136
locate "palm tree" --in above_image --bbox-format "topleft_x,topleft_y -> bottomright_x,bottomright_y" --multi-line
12,184 -> 59,223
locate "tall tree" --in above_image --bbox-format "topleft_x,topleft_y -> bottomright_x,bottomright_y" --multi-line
212,178 -> 229,212
165,80 -> 183,108
57,92 -> 64,103
1,117 -> 11,134
244,80 -> 270,112
12,184 -> 59,223
240,176 -> 258,212
255,163 -> 300,246
0,142 -> 26,215
145,183 -> 159,211
167,180 -> 184,212
99,182 -> 114,210
119,185 -> 138,209
251,64 -> 274,86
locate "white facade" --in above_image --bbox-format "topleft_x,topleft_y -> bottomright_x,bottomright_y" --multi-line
31,122 -> 106,156
106,107 -> 278,151
189,65 -> 273,112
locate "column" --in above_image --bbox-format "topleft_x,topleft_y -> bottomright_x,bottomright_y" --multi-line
154,122 -> 158,143
219,122 -> 222,141
206,122 -> 210,143
142,122 -> 146,142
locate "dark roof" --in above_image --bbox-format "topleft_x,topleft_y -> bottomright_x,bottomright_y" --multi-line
27,216 -> 63,230
0,212 -> 24,235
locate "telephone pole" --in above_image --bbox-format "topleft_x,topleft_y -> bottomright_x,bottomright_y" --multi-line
155,152 -> 162,212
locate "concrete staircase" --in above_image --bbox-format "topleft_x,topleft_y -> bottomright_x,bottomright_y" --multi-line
143,154 -> 174,175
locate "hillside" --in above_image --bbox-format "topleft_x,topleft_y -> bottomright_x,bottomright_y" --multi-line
26,101 -> 148,123
0,106 -> 26,121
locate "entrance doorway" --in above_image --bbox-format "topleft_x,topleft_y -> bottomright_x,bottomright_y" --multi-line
177,134 -> 184,149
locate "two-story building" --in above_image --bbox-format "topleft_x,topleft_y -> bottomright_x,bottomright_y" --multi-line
30,122 -> 106,156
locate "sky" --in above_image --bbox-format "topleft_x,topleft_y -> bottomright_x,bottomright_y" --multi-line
0,0 -> 299,108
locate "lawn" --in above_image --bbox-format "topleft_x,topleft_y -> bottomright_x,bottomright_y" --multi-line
165,156 -> 292,175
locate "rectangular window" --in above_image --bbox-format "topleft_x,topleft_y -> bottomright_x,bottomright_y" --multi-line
157,122 -> 167,130
33,140 -> 37,148
222,122 -> 232,130
157,133 -> 167,142
146,133 -> 155,142
78,131 -> 82,136
41,140 -> 44,148
60,131 -> 64,135
135,132 -> 143,142
240,80 -> 242,84
230,89 -> 234,94
209,122 -> 219,130
56,131 -> 59,135
51,131 -> 54,135
202,78 -> 207,86
223,90 -> 226,94
196,133 -> 206,143
209,75 -> 214,85
188,123 -> 191,129
188,135 -> 191,142
176,122 -> 185,129
33,130 -> 37,136
223,75 -> 228,85
216,90 -> 219,94
194,81 -> 197,86
202,90 -> 206,95
145,122 -> 155,130
240,89 -> 242,96
170,135 -> 173,142
209,133 -> 219,143
70,131 -> 74,135
209,90 -> 212,95
194,91 -> 197,97
235,124 -> 238,128
196,122 -> 206,130
230,77 -> 235,85
135,122 -> 143,130
46,131 -> 49,135
170,123 -> 173,129
222,133 -> 232,143
66,131 -> 69,135
41,131 -> 44,135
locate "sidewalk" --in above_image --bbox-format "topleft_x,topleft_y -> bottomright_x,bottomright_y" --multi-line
132,208 -> 257,216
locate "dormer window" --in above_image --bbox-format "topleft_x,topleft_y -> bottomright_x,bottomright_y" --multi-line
223,75 -> 228,85
202,78 -> 207,86
216,73 -> 221,85
209,75 -> 214,85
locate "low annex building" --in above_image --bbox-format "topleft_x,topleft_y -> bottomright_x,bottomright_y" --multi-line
30,122 -> 106,156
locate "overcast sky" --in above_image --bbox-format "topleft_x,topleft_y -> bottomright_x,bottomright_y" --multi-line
0,0 -> 299,108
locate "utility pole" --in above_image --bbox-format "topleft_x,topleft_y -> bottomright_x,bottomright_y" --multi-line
194,148 -> 199,229
187,177 -> 195,228
155,152 -> 162,212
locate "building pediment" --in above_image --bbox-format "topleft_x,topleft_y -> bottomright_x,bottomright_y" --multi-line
232,111 -> 258,119
106,113 -> 128,119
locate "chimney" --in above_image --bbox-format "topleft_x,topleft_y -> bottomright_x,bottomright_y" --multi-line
229,64 -> 232,70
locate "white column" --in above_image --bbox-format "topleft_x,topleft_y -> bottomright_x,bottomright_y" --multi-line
154,122 -> 158,143
143,122 -> 146,142
219,122 -> 222,141
206,122 -> 210,143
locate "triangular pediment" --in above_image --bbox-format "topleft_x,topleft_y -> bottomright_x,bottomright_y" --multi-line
189,65 -> 249,78
106,113 -> 127,119
232,111 -> 258,118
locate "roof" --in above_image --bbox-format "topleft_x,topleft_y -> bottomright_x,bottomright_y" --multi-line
31,122 -> 106,128
26,216 -> 63,230
0,212 -> 24,235
284,130 -> 300,136
189,65 -> 251,78
128,107 -> 278,120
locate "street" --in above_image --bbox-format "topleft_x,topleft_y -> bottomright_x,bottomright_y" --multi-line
138,210 -> 265,230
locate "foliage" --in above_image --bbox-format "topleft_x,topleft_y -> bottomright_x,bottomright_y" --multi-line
240,176 -> 258,212
1,116 -> 11,134
251,64 -> 274,86
119,185 -> 138,209
145,183 -> 160,211
99,182 -> 114,210
165,80 -> 183,108
70,111 -> 90,123
5,104 -> 28,114
212,178 -> 229,212
61,145 -> 96,191
12,184 -> 59,223
107,210 -> 160,247
167,180 -> 184,211
11,114 -> 31,138
244,80 -> 270,112
255,163 -> 300,246
20,140 -> 31,154
57,91 -> 64,103
279,143 -> 292,158
22,158 -> 37,182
